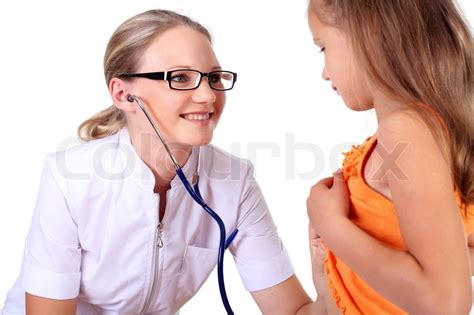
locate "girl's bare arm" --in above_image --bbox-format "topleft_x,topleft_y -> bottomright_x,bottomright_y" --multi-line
310,111 -> 471,314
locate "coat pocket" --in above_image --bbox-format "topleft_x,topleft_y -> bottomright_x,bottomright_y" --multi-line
174,245 -> 218,308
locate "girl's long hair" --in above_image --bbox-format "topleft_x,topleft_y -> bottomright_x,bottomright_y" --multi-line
310,0 -> 473,204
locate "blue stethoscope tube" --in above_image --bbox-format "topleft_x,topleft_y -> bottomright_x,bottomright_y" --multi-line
128,95 -> 238,315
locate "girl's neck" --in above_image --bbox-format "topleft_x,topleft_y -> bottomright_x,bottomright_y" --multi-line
372,92 -> 410,124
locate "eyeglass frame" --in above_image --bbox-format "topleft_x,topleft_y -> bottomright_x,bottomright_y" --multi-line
119,69 -> 237,91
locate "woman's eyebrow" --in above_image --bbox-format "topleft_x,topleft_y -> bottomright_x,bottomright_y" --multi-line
163,65 -> 223,71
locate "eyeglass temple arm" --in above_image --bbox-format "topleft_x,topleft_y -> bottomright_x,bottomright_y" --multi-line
121,72 -> 167,80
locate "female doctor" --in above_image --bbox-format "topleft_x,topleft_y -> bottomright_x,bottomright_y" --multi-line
1,9 -> 314,315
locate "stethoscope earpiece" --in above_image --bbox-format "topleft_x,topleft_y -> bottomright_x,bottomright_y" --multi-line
126,94 -> 135,103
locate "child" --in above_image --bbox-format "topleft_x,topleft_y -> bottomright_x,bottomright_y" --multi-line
306,0 -> 474,314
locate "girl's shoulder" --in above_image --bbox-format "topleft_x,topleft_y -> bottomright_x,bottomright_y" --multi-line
376,109 -> 436,153
376,109 -> 453,193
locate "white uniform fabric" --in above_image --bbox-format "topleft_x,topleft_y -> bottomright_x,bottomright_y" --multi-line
1,127 -> 294,315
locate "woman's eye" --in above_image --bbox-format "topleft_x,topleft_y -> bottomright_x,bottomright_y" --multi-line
319,47 -> 326,53
209,74 -> 221,83
171,74 -> 189,82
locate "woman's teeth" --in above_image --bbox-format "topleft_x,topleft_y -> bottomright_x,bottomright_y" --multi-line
182,113 -> 211,121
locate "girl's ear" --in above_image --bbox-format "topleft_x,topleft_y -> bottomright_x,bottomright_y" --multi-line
109,78 -> 136,113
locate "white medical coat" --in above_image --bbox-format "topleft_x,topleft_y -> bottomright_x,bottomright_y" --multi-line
2,127 -> 294,315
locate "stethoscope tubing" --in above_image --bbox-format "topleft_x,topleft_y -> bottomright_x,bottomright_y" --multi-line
129,95 -> 236,315
176,168 -> 235,315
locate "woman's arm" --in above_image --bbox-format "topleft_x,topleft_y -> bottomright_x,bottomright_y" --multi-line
308,112 -> 472,314
21,155 -> 82,308
229,161 -> 314,314
308,225 -> 340,315
248,228 -> 339,315
250,275 -> 313,315
26,293 -> 76,315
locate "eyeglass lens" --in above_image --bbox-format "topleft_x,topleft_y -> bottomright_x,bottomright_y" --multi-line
169,70 -> 234,90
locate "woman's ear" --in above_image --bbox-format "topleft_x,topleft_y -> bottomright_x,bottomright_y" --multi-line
109,78 -> 136,113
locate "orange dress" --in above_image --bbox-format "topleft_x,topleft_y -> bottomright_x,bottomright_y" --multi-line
324,135 -> 474,314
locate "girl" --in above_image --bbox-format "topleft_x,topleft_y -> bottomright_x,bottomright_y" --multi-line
306,0 -> 474,314
1,9 -> 313,315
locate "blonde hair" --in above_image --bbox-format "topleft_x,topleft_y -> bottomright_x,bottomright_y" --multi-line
310,0 -> 474,204
78,9 -> 212,141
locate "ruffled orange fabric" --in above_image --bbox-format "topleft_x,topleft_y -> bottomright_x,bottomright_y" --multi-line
324,136 -> 474,314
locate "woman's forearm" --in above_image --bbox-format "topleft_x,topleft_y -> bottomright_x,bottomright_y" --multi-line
295,299 -> 326,315
26,293 -> 76,315
321,218 -> 470,314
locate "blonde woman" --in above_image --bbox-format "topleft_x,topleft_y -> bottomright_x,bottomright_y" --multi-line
2,9 -> 313,315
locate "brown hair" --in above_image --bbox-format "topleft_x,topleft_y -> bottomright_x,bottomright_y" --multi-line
310,0 -> 474,204
78,9 -> 212,142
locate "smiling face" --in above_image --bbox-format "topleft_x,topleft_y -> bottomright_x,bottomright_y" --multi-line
307,8 -> 373,111
123,25 -> 226,146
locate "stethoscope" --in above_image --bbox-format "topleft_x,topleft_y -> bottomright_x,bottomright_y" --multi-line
127,94 -> 238,315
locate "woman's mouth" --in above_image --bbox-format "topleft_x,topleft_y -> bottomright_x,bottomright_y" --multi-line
180,112 -> 214,126
181,113 -> 212,121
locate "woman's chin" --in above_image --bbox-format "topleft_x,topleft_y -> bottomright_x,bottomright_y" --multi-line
182,133 -> 214,147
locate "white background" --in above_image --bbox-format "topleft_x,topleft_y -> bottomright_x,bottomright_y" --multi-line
0,1 -> 472,314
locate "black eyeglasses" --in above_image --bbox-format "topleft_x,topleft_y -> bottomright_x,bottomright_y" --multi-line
120,69 -> 237,91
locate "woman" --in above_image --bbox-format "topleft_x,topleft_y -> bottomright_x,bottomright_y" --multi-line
2,9 -> 313,315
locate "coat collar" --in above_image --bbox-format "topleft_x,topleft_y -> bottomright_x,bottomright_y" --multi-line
117,126 -> 199,192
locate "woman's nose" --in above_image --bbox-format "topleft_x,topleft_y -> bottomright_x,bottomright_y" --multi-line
192,77 -> 217,104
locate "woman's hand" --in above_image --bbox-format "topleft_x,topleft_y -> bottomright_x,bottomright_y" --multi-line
309,225 -> 327,295
306,170 -> 350,239
309,225 -> 344,315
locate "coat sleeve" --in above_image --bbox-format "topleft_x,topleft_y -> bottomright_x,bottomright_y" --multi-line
229,161 -> 294,291
21,153 -> 81,299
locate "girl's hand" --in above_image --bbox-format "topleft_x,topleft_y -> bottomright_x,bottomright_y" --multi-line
306,170 -> 350,238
